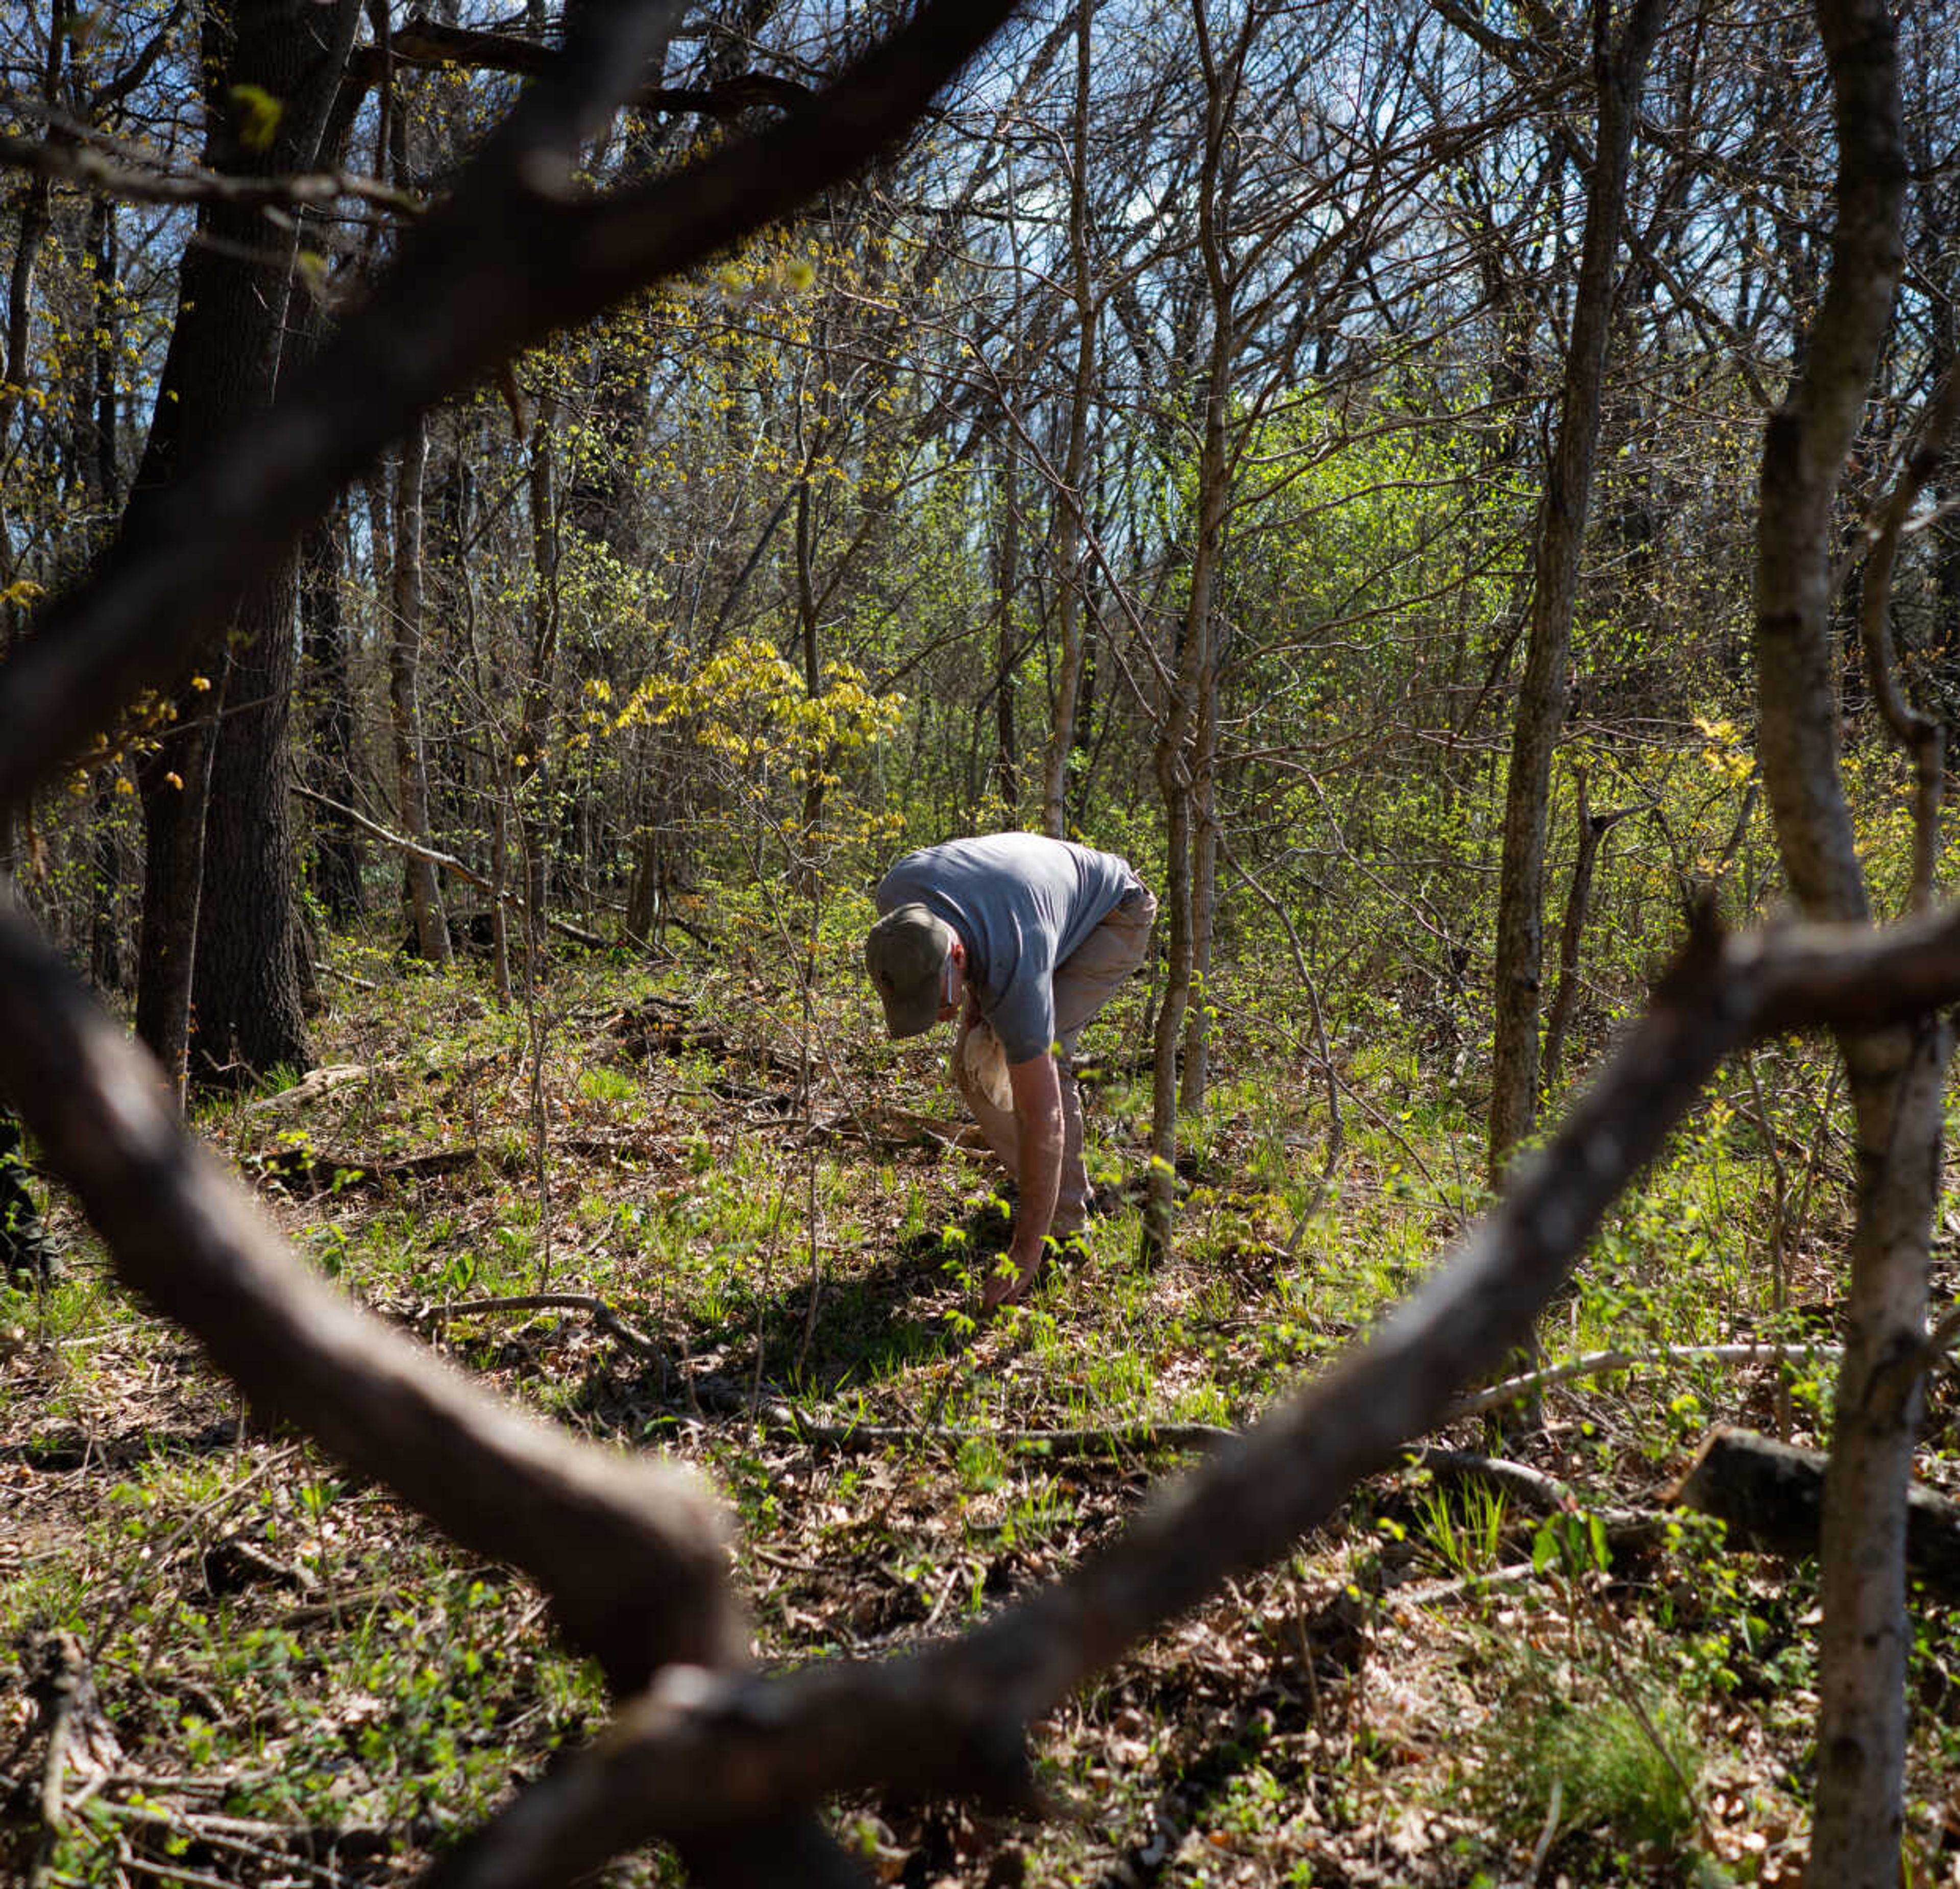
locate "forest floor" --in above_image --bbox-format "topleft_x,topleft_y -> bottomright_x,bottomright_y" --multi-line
5,923 -> 1960,1889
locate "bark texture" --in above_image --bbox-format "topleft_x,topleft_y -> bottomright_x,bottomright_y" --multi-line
131,0 -> 361,1086
1486,0 -> 1668,1182
1752,4 -> 1940,1880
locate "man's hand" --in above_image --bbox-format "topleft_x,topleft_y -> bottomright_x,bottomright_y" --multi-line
982,1051 -> 1064,1311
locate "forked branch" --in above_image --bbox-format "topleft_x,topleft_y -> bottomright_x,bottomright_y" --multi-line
416,907 -> 1960,1889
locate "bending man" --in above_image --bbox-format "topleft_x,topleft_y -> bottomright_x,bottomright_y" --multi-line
865,833 -> 1155,1309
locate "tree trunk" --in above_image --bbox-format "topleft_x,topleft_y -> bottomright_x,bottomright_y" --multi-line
390,414 -> 451,966
795,469 -> 824,886
135,685 -> 220,1103
1486,0 -> 1668,1185
992,444 -> 1020,817
85,197 -> 118,533
1180,629 -> 1220,1113
300,498 -> 365,921
192,558 -> 312,1082
1752,4 -> 1939,1880
1146,0 -> 1235,1253
0,1 -> 62,450
518,396 -> 561,976
131,0 -> 360,1085
1167,0 -> 1246,1124
1541,773 -> 1639,1093
1039,0 -> 1096,841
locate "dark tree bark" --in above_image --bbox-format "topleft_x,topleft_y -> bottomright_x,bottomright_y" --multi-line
131,0 -> 361,1087
1486,0 -> 1669,1184
1145,0 -> 1240,1253
0,2 -> 62,447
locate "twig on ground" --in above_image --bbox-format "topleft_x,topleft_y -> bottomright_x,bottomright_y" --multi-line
1385,1560 -> 1537,1613
37,1634 -> 84,1832
1445,1342 -> 1842,1421
309,958 -> 380,991
1527,1776 -> 1563,1885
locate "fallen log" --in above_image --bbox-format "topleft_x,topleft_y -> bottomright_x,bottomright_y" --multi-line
1673,1426 -> 1960,1597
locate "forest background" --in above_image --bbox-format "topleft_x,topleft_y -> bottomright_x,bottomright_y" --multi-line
3,1 -> 1960,1886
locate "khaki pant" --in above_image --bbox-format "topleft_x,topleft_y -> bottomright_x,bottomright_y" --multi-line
951,884 -> 1157,1231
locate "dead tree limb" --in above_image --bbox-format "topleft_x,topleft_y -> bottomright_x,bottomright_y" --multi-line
372,16 -> 815,119
1,0 -> 1957,1881
0,128 -> 423,216
1444,1341 -> 1844,1421
0,891 -> 741,1698
290,781 -> 606,949
401,907 -> 1960,1889
1675,1427 -> 1960,1599
7,874 -> 1960,1889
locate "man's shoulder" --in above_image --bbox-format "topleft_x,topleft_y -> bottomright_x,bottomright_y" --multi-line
915,832 -> 1120,878
881,835 -> 1133,923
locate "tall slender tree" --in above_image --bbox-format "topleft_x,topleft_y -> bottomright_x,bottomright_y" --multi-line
1486,0 -> 1669,1184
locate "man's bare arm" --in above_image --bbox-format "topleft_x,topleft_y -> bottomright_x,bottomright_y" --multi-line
988,1050 -> 1064,1306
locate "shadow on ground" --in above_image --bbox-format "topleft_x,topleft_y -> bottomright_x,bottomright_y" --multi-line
735,1200 -> 1018,1390
560,1197 -> 1020,1433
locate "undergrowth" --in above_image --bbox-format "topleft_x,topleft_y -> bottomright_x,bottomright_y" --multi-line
4,919 -> 1959,1888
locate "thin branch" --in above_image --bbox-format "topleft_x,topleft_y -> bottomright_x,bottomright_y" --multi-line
418,1291 -> 668,1361
371,18 -> 815,120
290,780 -> 605,948
0,890 -> 742,1701
0,129 -> 422,216
1446,1342 -> 1844,1421
7,882 -> 1960,1888
1854,363 -> 1960,913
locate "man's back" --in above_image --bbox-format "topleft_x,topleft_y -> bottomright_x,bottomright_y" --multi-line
875,835 -> 1136,1062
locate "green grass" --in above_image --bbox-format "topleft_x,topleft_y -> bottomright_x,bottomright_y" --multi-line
1473,1658 -> 1704,1860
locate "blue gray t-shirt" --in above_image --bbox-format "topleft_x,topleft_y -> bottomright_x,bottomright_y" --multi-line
875,834 -> 1139,1063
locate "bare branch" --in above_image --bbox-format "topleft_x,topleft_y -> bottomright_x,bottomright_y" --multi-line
369,17 -> 815,120
0,128 -> 422,216
8,833 -> 1960,1886
289,780 -> 605,948
1855,364 -> 1960,913
1446,1341 -> 1844,1420
421,906 -> 1960,1889
0,890 -> 743,1699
